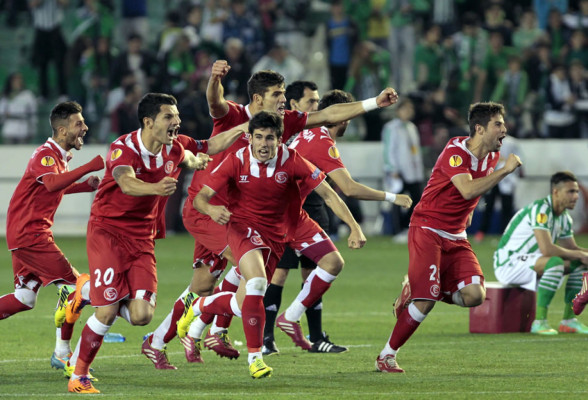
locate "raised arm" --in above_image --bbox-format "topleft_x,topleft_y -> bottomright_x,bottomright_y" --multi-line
452,153 -> 522,200
113,165 -> 177,197
313,180 -> 366,249
207,60 -> 231,118
206,122 -> 248,155
305,87 -> 399,129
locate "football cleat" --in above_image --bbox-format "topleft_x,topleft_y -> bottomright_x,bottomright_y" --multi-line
179,335 -> 204,363
572,272 -> 588,315
63,362 -> 98,382
249,357 -> 273,379
558,318 -> 588,334
68,376 -> 100,394
51,352 -> 71,370
203,330 -> 240,359
141,335 -> 177,370
65,274 -> 90,324
308,333 -> 348,354
54,285 -> 71,328
261,336 -> 280,356
393,275 -> 411,318
276,313 -> 312,350
375,354 -> 405,373
176,292 -> 197,339
530,320 -> 558,335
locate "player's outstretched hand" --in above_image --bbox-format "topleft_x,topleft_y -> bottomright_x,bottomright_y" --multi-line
393,194 -> 412,209
155,176 -> 178,196
348,229 -> 367,250
86,175 -> 101,190
504,153 -> 522,174
376,88 -> 399,108
211,60 -> 231,80
209,205 -> 232,225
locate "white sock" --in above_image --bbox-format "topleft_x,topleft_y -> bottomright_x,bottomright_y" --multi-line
248,351 -> 262,365
407,303 -> 427,322
54,328 -> 71,357
119,304 -> 132,323
209,317 -> 225,335
188,317 -> 209,339
69,338 -> 81,365
284,300 -> 306,322
150,310 -> 173,350
452,291 -> 465,307
379,343 -> 398,358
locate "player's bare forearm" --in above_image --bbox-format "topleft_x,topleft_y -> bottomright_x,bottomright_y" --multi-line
113,166 -> 177,196
206,122 -> 247,155
207,61 -> 230,118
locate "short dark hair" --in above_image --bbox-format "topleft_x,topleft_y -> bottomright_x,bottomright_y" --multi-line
247,70 -> 285,101
467,102 -> 506,137
285,81 -> 318,110
248,111 -> 284,139
318,89 -> 354,111
50,101 -> 83,134
550,171 -> 577,190
138,93 -> 177,129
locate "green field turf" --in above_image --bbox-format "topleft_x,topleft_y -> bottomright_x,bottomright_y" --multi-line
0,234 -> 587,399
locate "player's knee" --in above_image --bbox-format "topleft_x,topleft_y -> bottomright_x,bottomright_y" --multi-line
14,288 -> 37,309
246,277 -> 268,296
461,285 -> 485,307
130,309 -> 154,326
319,253 -> 344,275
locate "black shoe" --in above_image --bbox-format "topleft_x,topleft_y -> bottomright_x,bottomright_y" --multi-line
308,333 -> 348,354
261,336 -> 279,356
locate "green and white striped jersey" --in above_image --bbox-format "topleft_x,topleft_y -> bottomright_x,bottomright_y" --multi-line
494,195 -> 574,268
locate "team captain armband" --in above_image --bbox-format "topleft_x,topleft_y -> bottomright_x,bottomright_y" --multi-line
361,97 -> 379,112
385,192 -> 397,203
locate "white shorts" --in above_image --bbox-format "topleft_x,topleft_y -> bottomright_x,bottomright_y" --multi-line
493,253 -> 542,291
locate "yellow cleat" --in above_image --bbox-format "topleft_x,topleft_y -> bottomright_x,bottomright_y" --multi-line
54,285 -> 71,328
249,358 -> 273,379
176,293 -> 197,339
68,376 -> 100,394
65,274 -> 90,324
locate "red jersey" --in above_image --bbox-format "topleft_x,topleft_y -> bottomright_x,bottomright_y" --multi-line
411,136 -> 500,234
154,134 -> 209,239
90,130 -> 186,239
203,144 -> 325,242
187,101 -> 308,207
289,126 -> 345,199
7,139 -> 75,250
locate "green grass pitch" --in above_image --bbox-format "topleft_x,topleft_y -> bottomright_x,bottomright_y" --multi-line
0,234 -> 587,399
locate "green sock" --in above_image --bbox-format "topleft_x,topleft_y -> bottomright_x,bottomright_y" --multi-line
563,263 -> 585,320
535,305 -> 548,320
536,257 -> 565,320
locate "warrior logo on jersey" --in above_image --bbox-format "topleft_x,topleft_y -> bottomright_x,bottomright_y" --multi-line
111,148 -> 122,161
104,287 -> 118,301
275,171 -> 288,183
536,213 -> 548,224
41,156 -> 55,166
311,168 -> 321,179
250,235 -> 263,246
165,160 -> 174,174
328,146 -> 340,159
449,155 -> 463,167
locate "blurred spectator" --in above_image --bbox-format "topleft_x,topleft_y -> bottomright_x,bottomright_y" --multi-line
110,33 -> 159,94
0,72 -> 38,144
534,0 -> 568,30
562,0 -> 588,32
200,0 -> 229,45
156,9 -> 184,60
432,0 -> 460,36
222,38 -> 251,104
325,0 -> 357,90
512,8 -> 546,55
366,0 -> 389,49
118,0 -> 149,47
474,31 -> 516,102
546,8 -> 571,60
344,40 -> 390,140
388,0 -> 419,93
258,0 -> 278,52
273,0 -> 311,63
568,59 -> 588,137
159,33 -> 196,99
252,42 -> 304,83
73,0 -> 115,41
414,24 -> 444,92
344,0 -> 371,40
381,97 -> 424,239
482,1 -> 513,46
177,76 -> 212,140
190,50 -> 215,86
110,82 -> 141,139
29,0 -> 68,100
182,4 -> 203,49
543,62 -> 577,138
4,0 -> 29,27
223,0 -> 264,62
490,55 -> 533,137
564,29 -> 588,67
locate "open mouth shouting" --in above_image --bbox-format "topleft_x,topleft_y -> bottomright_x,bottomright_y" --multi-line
167,125 -> 180,141
276,103 -> 285,116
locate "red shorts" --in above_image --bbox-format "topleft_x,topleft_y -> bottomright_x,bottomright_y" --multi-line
11,233 -> 76,289
288,212 -> 337,264
227,221 -> 285,282
182,200 -> 229,277
408,226 -> 484,301
87,222 -> 157,307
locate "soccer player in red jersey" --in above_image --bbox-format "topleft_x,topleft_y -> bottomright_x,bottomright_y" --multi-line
0,101 -> 104,374
177,111 -> 366,378
375,102 -> 523,373
263,89 -> 413,355
66,93 -> 242,394
147,61 -> 399,364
